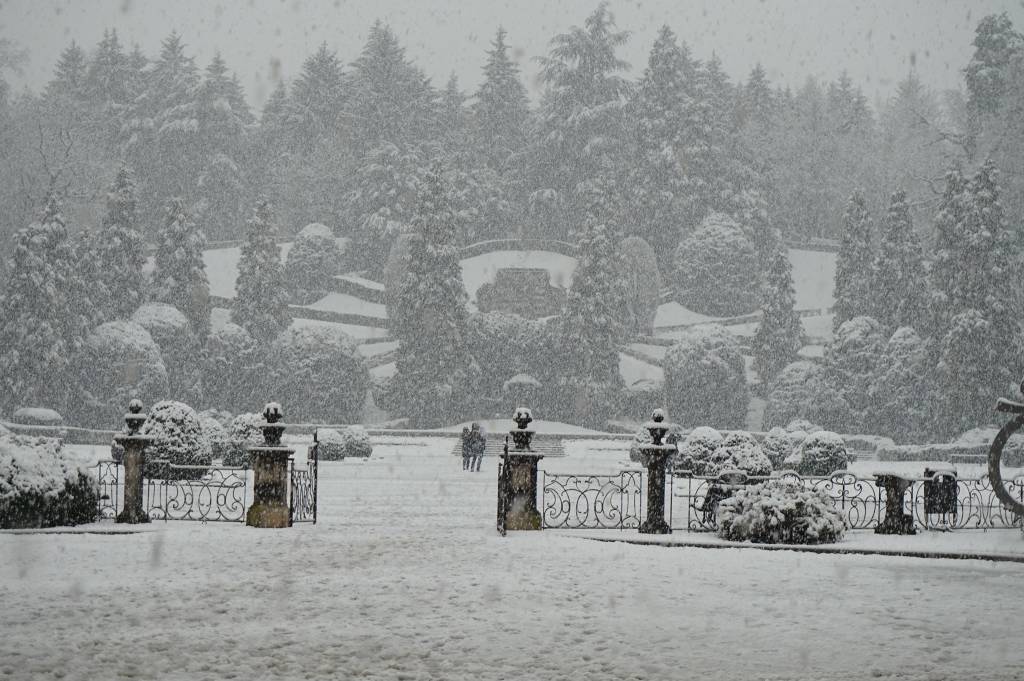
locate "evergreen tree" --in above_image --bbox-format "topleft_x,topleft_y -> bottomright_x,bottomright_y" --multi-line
85,29 -> 131,107
472,27 -> 530,171
965,13 -> 1023,114
833,191 -> 874,328
151,198 -> 211,339
46,42 -> 87,100
288,42 -> 345,151
0,196 -> 90,413
560,182 -> 625,386
531,3 -> 632,238
95,166 -> 147,319
870,190 -> 929,330
929,167 -> 969,331
627,25 -> 698,267
231,198 -> 290,343
752,249 -> 803,384
390,163 -> 476,426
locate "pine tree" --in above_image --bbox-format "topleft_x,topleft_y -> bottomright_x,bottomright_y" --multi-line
151,198 -> 211,339
833,191 -> 874,328
870,190 -> 929,330
472,27 -> 530,171
46,42 -> 87,100
288,42 -> 344,151
752,249 -> 803,384
95,166 -> 147,319
627,25 -> 698,267
231,198 -> 290,343
965,13 -> 1023,114
929,167 -> 969,330
0,196 -> 91,413
390,163 -> 475,426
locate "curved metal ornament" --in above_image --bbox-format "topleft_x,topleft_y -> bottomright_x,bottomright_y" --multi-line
988,410 -> 1024,517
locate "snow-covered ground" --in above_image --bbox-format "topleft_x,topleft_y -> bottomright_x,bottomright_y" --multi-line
460,250 -> 577,307
789,248 -> 837,311
300,292 -> 387,319
618,352 -> 663,384
3,441 -> 1023,680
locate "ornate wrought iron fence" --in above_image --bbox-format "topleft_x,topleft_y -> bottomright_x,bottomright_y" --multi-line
671,470 -> 1024,533
541,470 -> 644,529
289,446 -> 319,525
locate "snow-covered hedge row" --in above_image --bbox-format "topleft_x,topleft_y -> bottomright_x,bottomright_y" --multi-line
677,428 -> 772,477
0,426 -> 97,529
317,425 -> 373,460
717,480 -> 847,544
763,361 -> 850,433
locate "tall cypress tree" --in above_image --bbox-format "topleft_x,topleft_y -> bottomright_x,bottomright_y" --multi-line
95,166 -> 146,319
231,198 -> 290,343
0,196 -> 90,413
930,167 -> 969,325
390,163 -> 475,426
752,249 -> 803,384
870,189 -> 929,330
833,191 -> 874,329
151,198 -> 211,339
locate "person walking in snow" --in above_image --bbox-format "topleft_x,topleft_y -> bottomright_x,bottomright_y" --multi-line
461,426 -> 472,470
469,422 -> 486,472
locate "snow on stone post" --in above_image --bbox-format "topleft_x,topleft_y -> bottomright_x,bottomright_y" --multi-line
245,402 -> 295,529
873,473 -> 916,535
500,407 -> 544,531
639,408 -> 674,534
114,399 -> 156,524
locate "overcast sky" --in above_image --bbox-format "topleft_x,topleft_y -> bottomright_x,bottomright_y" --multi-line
2,0 -> 1023,111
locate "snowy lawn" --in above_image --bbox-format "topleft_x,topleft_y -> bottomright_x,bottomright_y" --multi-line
290,316 -> 391,341
3,441 -> 1023,680
618,352 -> 663,384
788,248 -> 836,310
460,250 -> 577,308
653,300 -> 721,328
300,292 -> 387,319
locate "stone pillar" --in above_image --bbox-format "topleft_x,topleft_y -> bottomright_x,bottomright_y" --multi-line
874,473 -> 916,535
501,407 -> 544,531
246,402 -> 295,529
115,399 -> 155,524
639,409 -> 675,535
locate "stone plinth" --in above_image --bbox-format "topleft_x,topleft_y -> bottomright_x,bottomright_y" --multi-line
246,403 -> 295,529
639,444 -> 675,534
874,473 -> 916,535
114,400 -> 155,524
504,451 -> 544,530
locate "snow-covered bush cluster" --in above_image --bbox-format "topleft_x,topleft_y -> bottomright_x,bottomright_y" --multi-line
717,480 -> 848,544
0,425 -> 97,529
131,302 -> 201,402
663,325 -> 749,430
285,223 -> 345,304
221,412 -> 265,467
785,431 -> 851,476
141,400 -> 212,479
317,425 -> 373,460
673,213 -> 761,317
763,361 -> 849,432
198,409 -> 231,461
201,322 -> 266,415
677,428 -> 771,477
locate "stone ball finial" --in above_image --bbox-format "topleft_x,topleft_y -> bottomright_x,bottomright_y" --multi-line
128,398 -> 144,414
263,402 -> 283,424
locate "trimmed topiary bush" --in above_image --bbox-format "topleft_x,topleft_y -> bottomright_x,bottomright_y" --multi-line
617,236 -> 660,336
270,325 -> 370,423
285,223 -> 344,304
317,425 -> 373,460
198,411 -> 230,463
762,427 -> 797,470
222,412 -> 265,467
664,324 -> 749,430
131,302 -> 202,403
717,480 -> 847,544
762,361 -> 850,432
677,427 -> 723,475
705,432 -> 773,477
141,401 -> 212,480
202,321 -> 267,414
673,213 -> 760,317
793,430 -> 851,476
0,428 -> 97,529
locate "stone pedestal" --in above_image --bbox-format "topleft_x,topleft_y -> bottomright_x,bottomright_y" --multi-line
246,403 -> 295,529
875,473 -> 916,535
246,447 -> 293,528
114,400 -> 154,524
640,445 -> 674,534
504,452 -> 544,530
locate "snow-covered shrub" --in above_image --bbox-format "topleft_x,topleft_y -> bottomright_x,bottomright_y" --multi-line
786,419 -> 820,434
677,427 -> 723,474
72,320 -> 169,427
11,408 -> 64,427
141,401 -> 212,480
617,236 -> 660,336
285,223 -> 344,304
763,361 -> 850,432
865,326 -> 930,443
794,431 -> 850,476
269,325 -> 370,423
198,412 -> 230,462
954,427 -> 1024,467
619,378 -> 665,421
547,379 -> 620,430
502,374 -> 541,415
717,480 -> 847,544
317,425 -> 373,460
383,232 -> 415,317
673,213 -> 761,316
466,311 -> 559,402
132,302 -> 202,403
762,427 -> 798,469
0,429 -> 97,529
664,325 -> 749,430
705,432 -> 773,477
825,316 -> 886,432
222,412 -> 265,467
202,322 -> 266,414
629,419 -> 685,463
